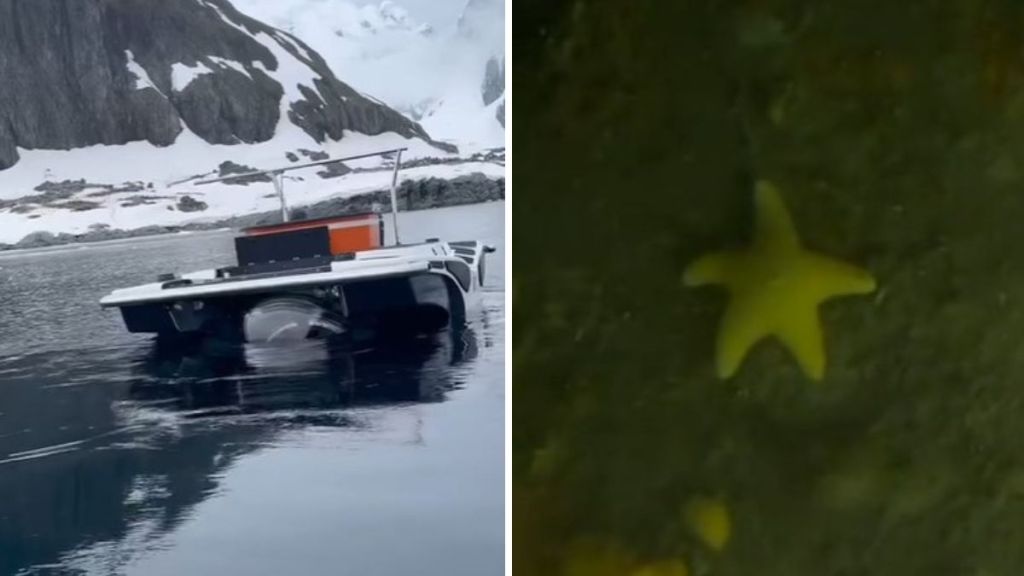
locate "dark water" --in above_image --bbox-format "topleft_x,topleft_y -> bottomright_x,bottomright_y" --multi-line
0,202 -> 504,576
514,1 -> 1024,575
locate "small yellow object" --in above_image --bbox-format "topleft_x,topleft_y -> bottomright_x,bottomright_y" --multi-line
683,181 -> 876,380
684,496 -> 731,551
630,559 -> 690,576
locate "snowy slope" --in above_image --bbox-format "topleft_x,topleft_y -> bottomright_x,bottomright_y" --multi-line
0,0 -> 506,244
231,0 -> 506,151
0,130 -> 501,245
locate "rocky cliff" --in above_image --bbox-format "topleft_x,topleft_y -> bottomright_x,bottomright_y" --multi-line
482,56 -> 505,127
0,0 -> 442,171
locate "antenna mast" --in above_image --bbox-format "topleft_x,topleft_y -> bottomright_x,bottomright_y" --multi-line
190,147 -> 409,239
388,148 -> 404,245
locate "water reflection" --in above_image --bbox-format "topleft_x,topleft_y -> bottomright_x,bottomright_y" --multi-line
129,330 -> 478,417
1,329 -> 478,576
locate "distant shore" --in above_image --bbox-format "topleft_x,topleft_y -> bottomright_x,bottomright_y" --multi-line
0,173 -> 504,252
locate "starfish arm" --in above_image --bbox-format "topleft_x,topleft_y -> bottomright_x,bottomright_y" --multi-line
683,251 -> 740,287
803,253 -> 876,299
715,299 -> 770,378
775,307 -> 826,381
753,180 -> 800,251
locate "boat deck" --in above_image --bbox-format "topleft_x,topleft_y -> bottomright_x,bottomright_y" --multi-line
99,241 -> 480,308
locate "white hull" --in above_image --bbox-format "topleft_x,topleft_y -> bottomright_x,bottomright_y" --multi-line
100,240 -> 491,341
98,147 -> 494,342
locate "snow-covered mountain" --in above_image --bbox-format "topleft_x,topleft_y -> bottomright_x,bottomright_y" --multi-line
231,0 -> 506,151
265,0 -> 435,37
0,0 -> 450,171
0,0 -> 503,245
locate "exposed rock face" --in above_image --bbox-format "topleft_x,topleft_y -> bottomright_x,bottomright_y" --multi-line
399,173 -> 504,210
176,195 -> 208,212
15,231 -> 58,249
482,56 -> 505,106
316,162 -> 352,179
298,148 -> 329,161
217,160 -> 272,184
461,0 -> 505,133
0,0 -> 443,171
481,54 -> 505,129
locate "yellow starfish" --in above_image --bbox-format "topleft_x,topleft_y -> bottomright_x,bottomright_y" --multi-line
684,181 -> 876,380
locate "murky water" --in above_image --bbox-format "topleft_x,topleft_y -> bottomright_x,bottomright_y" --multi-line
514,1 -> 1024,574
0,202 -> 504,576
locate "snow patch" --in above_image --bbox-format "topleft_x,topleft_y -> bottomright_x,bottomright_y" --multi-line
230,0 -> 506,149
170,62 -> 215,91
0,158 -> 501,244
418,59 -> 505,153
0,127 -> 474,244
200,2 -> 330,147
124,50 -> 164,96
208,56 -> 252,80
272,30 -> 316,64
202,0 -> 252,36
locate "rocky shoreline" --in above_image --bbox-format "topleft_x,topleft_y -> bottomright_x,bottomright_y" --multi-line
2,173 -> 504,252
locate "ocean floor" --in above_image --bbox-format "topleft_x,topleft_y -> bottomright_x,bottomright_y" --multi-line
514,1 -> 1024,575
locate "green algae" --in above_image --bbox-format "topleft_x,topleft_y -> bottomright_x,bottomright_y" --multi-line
514,1 -> 1024,574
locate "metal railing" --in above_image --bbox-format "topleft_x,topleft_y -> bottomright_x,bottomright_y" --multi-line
188,147 -> 408,244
